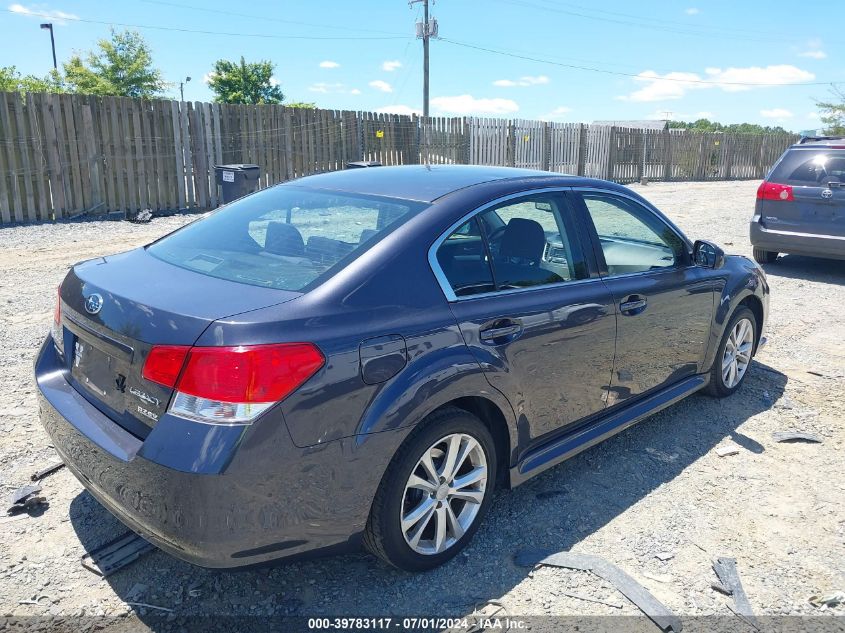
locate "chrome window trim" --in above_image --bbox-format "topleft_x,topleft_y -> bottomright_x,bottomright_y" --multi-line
428,187 -> 578,303
428,185 -> 697,302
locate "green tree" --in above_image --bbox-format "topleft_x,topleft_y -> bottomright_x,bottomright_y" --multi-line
63,29 -> 166,98
668,118 -> 789,135
816,85 -> 845,135
285,101 -> 316,109
0,66 -> 65,93
207,57 -> 284,104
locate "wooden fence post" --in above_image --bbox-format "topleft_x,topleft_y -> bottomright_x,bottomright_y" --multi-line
506,120 -> 515,167
576,123 -> 587,176
662,128 -> 672,182
606,126 -> 616,181
541,121 -> 550,171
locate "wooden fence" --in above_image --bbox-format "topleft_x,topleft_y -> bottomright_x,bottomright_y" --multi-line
0,91 -> 798,225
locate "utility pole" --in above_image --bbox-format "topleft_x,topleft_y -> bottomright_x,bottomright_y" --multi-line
410,0 -> 437,118
40,23 -> 57,71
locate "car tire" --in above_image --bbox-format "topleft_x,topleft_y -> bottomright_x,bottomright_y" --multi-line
752,247 -> 777,264
706,306 -> 757,398
363,407 -> 497,571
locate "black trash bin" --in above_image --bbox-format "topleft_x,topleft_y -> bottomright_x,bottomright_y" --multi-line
214,164 -> 260,204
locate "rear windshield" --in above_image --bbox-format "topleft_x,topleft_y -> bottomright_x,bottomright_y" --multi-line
769,149 -> 845,186
147,186 -> 425,291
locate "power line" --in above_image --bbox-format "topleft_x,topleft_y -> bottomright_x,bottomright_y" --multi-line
4,8 -> 411,41
439,38 -> 842,87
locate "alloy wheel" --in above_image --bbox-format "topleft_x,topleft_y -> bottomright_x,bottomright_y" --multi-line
722,317 -> 754,389
400,433 -> 488,555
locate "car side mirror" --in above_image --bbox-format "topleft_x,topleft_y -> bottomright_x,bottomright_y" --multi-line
693,240 -> 725,269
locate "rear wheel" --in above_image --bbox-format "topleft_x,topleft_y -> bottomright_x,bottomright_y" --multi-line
364,407 -> 496,571
752,247 -> 778,264
706,306 -> 757,397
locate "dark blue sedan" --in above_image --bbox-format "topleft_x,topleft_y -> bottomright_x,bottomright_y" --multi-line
35,165 -> 769,571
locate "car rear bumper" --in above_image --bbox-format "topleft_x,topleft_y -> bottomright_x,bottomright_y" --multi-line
750,222 -> 845,260
34,336 -> 396,568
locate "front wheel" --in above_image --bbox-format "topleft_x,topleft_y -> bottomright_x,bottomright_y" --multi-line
363,407 -> 496,571
706,306 -> 757,397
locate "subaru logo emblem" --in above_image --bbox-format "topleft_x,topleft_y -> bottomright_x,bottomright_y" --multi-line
821,189 -> 833,199
84,293 -> 103,315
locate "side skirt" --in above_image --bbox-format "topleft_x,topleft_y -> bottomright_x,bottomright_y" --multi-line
510,374 -> 709,487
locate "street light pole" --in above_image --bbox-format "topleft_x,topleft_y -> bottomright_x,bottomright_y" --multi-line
180,76 -> 191,102
40,23 -> 57,71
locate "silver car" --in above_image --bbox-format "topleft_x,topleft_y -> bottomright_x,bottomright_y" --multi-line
750,137 -> 845,263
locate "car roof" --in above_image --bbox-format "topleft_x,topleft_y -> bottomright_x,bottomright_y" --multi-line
792,137 -> 845,148
287,164 -> 587,203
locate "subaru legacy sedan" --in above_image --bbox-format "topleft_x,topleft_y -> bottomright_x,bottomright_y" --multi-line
36,166 -> 768,571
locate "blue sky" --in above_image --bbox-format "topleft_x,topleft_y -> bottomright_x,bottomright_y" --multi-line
2,0 -> 841,131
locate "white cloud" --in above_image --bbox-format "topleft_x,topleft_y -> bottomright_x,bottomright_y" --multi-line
493,75 -> 550,88
646,110 -> 714,120
202,72 -> 216,84
309,82 -> 348,94
800,38 -> 826,58
807,111 -> 820,120
375,105 -> 421,116
269,76 -> 279,87
382,60 -> 402,72
369,80 -> 393,93
617,71 -> 704,102
319,60 -> 340,69
761,108 -> 793,119
9,3 -> 78,24
617,65 -> 815,102
707,65 -> 815,91
541,106 -> 573,120
350,88 -> 361,95
685,7 -> 700,15
431,94 -> 519,115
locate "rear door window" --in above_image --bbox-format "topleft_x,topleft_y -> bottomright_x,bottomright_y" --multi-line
434,193 -> 586,298
769,149 -> 845,186
148,186 -> 424,291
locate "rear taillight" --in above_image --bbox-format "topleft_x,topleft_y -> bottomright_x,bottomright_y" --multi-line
51,284 -> 64,355
143,343 -> 324,425
142,345 -> 190,388
757,181 -> 794,201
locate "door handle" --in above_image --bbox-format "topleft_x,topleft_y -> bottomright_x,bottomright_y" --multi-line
620,296 -> 647,315
479,321 -> 522,342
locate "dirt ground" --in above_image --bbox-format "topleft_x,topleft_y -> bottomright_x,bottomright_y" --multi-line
1,180 -> 844,630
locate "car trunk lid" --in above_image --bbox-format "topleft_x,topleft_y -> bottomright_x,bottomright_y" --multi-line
761,147 -> 845,238
59,247 -> 299,436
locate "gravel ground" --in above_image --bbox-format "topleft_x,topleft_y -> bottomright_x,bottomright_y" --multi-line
1,180 -> 844,630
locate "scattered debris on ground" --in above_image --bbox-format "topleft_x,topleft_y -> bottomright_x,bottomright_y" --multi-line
712,557 -> 758,629
30,461 -> 65,481
81,532 -> 155,577
809,591 -> 844,609
516,549 -> 682,632
715,444 -> 741,457
6,484 -> 46,515
771,431 -> 823,444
